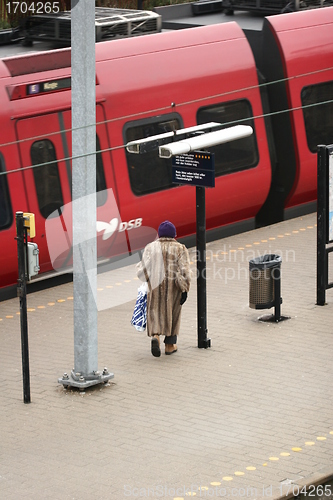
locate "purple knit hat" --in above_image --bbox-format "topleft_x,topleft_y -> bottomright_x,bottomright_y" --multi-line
158,220 -> 176,238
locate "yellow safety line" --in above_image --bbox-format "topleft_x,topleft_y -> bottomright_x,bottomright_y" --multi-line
172,429 -> 332,500
0,223 -> 317,321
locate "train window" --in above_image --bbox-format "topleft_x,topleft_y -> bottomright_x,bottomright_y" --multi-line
197,100 -> 259,176
0,153 -> 13,230
96,135 -> 107,206
31,140 -> 64,219
301,81 -> 333,153
124,114 -> 183,196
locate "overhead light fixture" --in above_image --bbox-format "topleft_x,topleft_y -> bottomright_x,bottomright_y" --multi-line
159,125 -> 253,159
125,122 -> 222,154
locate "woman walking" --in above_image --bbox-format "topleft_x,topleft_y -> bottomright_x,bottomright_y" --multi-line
137,220 -> 191,357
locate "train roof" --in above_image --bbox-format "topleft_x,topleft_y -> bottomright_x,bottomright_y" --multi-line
0,5 -> 332,83
0,21 -> 247,79
264,6 -> 333,77
96,21 -> 247,61
265,4 -> 333,30
0,20 -> 260,119
153,3 -> 265,31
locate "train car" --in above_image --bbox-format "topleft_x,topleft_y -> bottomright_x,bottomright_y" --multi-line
0,6 -> 332,295
255,6 -> 333,224
0,21 -> 271,293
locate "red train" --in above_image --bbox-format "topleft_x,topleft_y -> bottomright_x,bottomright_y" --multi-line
0,6 -> 332,295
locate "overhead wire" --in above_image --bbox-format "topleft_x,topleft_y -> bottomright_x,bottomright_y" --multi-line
0,97 -> 332,178
0,62 -> 333,148
0,65 -> 332,176
0,63 -> 332,150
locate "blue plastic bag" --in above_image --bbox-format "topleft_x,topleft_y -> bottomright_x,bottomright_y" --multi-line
131,283 -> 148,332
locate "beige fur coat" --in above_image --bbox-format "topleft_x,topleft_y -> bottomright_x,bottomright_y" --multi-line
137,237 -> 191,337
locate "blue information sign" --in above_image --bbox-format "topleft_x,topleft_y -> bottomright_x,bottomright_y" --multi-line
172,151 -> 215,188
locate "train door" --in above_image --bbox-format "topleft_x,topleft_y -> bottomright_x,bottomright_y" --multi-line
16,106 -> 128,277
57,105 -> 129,261
16,112 -> 72,274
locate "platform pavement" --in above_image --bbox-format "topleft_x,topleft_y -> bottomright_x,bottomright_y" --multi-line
1,212 -> 333,500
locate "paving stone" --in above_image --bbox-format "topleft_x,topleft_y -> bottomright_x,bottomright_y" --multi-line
0,214 -> 332,499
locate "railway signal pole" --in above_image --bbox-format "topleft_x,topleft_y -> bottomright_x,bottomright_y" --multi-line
16,212 -> 31,404
58,0 -> 113,390
16,212 -> 39,403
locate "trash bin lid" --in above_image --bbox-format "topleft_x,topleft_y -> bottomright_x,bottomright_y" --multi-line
249,254 -> 281,270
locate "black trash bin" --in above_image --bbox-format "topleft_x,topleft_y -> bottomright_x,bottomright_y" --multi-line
249,254 -> 281,310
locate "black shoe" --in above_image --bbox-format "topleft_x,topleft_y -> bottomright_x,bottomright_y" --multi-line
151,337 -> 161,357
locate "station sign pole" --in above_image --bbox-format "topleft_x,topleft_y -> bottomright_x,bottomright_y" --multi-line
196,186 -> 211,348
172,151 -> 213,348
